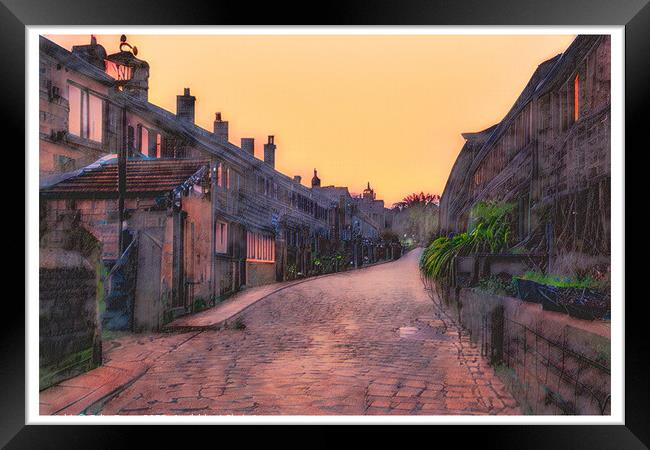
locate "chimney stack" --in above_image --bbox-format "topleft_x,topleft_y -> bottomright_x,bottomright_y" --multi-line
176,88 -> 196,123
213,112 -> 229,143
72,35 -> 108,71
263,135 -> 276,168
241,138 -> 255,156
293,175 -> 302,184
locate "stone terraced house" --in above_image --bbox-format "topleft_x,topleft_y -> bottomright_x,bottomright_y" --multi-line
38,34 -> 398,338
439,35 -> 611,264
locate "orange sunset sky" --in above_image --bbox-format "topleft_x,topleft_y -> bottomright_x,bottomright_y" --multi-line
47,34 -> 575,206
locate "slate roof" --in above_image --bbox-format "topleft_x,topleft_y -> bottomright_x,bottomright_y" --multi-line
41,159 -> 209,199
467,35 -> 603,175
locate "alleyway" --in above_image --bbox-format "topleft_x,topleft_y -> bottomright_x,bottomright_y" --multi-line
93,249 -> 520,415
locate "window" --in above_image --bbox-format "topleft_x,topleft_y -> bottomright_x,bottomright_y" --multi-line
127,126 -> 135,152
140,126 -> 149,154
67,83 -> 102,142
217,162 -> 223,187
88,93 -> 102,142
68,84 -> 81,136
573,74 -> 580,122
146,131 -> 158,157
155,133 -> 161,158
246,231 -> 275,262
226,167 -> 230,189
215,221 -> 228,254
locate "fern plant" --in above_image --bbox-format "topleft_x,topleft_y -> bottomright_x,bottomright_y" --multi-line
420,200 -> 515,286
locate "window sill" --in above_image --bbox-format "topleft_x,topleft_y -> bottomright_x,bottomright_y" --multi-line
246,259 -> 275,264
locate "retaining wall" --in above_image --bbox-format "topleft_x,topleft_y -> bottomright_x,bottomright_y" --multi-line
446,287 -> 610,415
39,248 -> 101,390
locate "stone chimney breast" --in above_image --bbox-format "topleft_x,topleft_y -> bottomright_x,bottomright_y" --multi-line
264,135 -> 276,168
241,138 -> 255,156
213,112 -> 229,143
176,87 -> 196,123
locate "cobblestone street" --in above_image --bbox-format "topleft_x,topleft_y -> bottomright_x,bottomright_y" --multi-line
95,249 -> 520,415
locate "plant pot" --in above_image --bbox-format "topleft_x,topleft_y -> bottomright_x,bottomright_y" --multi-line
514,278 -> 542,303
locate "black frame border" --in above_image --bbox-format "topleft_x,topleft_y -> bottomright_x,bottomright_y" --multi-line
7,0 -> 647,447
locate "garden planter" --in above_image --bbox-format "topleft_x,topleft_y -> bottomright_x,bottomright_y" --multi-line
562,289 -> 609,321
538,285 -> 569,314
513,278 -> 542,303
513,277 -> 609,320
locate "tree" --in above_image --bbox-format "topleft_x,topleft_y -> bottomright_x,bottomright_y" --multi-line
392,192 -> 440,246
393,192 -> 440,211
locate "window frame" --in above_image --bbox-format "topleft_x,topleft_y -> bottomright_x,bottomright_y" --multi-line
246,231 -> 275,263
67,81 -> 103,143
215,220 -> 229,254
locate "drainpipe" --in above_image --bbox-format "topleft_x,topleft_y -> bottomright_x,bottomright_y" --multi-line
117,108 -> 127,254
210,160 -> 217,302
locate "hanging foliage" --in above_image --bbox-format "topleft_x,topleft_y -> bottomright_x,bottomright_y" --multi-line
420,200 -> 515,285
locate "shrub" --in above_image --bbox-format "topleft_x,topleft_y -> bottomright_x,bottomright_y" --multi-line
420,201 -> 515,285
476,275 -> 517,296
192,297 -> 207,313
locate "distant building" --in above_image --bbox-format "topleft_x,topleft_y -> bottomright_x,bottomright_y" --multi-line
312,175 -> 398,265
354,182 -> 392,231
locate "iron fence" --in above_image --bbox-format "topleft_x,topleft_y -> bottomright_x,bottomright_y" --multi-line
482,309 -> 611,415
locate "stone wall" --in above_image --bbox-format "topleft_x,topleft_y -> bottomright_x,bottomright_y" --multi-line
245,261 -> 275,288
41,197 -> 159,261
448,288 -> 610,415
39,248 -> 101,390
181,191 -> 213,303
39,50 -> 112,176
